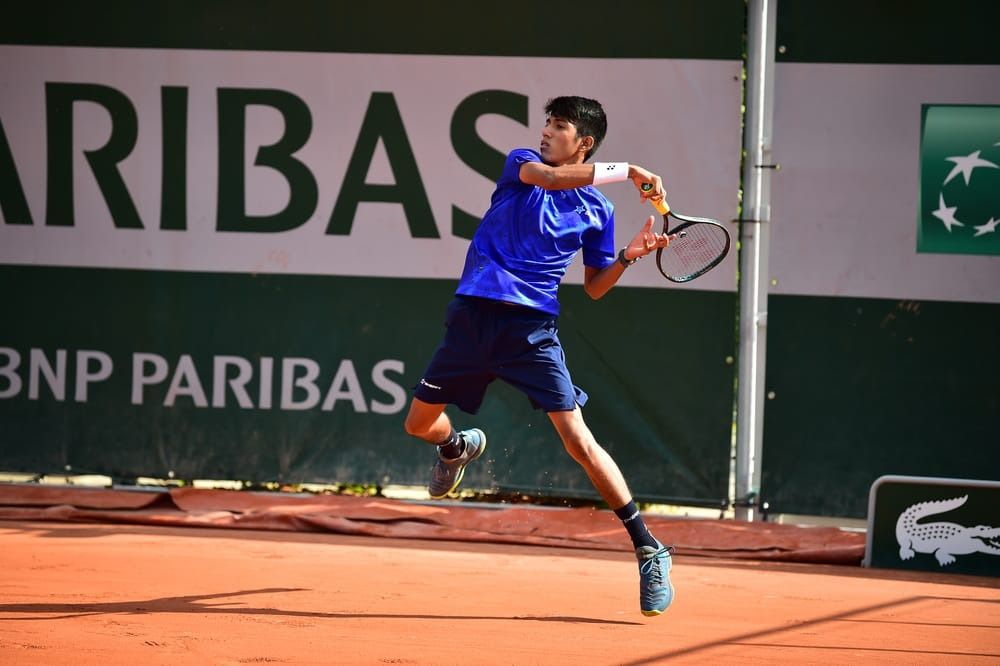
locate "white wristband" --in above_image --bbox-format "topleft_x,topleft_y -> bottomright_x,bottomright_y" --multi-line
592,162 -> 629,186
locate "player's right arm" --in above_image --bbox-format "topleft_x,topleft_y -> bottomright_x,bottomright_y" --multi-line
518,162 -> 595,190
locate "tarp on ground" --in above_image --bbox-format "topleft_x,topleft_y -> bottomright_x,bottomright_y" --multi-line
0,484 -> 864,565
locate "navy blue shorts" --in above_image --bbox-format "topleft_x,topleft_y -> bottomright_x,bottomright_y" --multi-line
413,296 -> 588,414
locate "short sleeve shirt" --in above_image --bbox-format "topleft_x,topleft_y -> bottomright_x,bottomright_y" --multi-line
455,149 -> 617,315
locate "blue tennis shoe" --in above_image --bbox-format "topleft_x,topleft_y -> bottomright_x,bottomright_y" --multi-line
636,541 -> 674,616
428,428 -> 486,499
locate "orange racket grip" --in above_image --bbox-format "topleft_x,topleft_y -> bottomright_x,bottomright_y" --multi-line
640,183 -> 671,215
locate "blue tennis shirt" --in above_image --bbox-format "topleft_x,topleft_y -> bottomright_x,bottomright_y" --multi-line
455,149 -> 617,315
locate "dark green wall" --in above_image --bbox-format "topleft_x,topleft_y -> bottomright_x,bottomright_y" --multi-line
776,0 -> 1000,64
0,266 -> 735,504
762,295 -> 1000,517
3,0 -> 745,59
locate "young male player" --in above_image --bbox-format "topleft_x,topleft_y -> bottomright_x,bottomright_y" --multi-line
403,96 -> 675,616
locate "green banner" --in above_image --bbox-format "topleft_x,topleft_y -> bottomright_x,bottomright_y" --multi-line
918,105 -> 1000,256
0,265 -> 734,504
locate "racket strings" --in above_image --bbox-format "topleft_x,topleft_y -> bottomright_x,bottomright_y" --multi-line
659,223 -> 729,279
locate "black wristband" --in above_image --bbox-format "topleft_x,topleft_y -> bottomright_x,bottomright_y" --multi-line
617,248 -> 639,267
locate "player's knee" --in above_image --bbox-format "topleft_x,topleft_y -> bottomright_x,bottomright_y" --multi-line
562,432 -> 598,464
403,415 -> 425,437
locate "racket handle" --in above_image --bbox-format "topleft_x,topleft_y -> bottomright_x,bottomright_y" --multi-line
640,183 -> 671,215
650,197 -> 670,216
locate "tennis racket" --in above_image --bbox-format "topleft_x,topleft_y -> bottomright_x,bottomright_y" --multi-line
640,183 -> 731,283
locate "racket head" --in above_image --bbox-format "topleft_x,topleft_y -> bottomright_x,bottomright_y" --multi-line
655,212 -> 731,283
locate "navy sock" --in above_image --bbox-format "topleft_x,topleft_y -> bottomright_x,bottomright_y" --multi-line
436,429 -> 465,459
614,500 -> 659,549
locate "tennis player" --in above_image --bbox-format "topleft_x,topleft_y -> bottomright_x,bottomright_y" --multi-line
403,96 -> 674,616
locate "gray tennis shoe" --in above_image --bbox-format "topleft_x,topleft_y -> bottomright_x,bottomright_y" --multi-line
428,428 -> 486,499
636,541 -> 675,616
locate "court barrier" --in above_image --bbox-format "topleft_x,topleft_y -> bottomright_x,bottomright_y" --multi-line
0,483 -> 864,565
864,475 -> 1000,578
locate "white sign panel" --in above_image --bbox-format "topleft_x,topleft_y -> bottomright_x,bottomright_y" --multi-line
0,46 -> 742,291
770,63 -> 1000,304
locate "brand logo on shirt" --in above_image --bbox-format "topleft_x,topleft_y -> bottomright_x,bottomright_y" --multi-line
419,378 -> 442,390
573,204 -> 596,222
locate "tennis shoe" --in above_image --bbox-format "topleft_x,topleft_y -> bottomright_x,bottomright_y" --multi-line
428,428 -> 486,499
636,540 -> 674,616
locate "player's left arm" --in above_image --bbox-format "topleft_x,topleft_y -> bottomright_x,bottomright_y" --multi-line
583,216 -> 673,300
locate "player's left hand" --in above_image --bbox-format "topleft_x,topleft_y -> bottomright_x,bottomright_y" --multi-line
623,216 -> 676,261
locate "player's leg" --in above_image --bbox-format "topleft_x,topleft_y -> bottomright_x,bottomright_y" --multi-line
495,312 -> 661,548
404,397 -> 487,499
403,397 -> 452,444
403,398 -> 486,499
547,407 -> 631,508
407,298 -> 494,498
494,308 -> 674,615
404,395 -> 485,464
547,408 -> 658,544
547,407 -> 674,616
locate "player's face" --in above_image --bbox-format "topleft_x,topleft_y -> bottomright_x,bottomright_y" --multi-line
540,115 -> 588,166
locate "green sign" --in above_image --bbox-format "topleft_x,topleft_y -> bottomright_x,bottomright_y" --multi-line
865,476 -> 1000,577
0,265 -> 735,504
918,105 -> 1000,256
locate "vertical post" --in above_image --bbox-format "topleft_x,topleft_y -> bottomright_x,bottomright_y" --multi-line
734,0 -> 778,521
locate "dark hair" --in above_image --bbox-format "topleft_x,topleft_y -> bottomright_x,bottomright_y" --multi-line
544,96 -> 607,161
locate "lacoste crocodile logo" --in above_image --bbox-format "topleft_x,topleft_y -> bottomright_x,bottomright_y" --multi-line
896,495 -> 1000,566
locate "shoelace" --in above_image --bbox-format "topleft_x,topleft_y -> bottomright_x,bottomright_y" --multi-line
639,546 -> 674,587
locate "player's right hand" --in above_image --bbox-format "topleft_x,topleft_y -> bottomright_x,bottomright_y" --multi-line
628,165 -> 664,203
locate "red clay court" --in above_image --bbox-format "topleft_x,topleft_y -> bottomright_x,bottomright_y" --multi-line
1,485 -> 997,664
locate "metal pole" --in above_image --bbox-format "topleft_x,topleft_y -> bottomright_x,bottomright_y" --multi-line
734,0 -> 778,521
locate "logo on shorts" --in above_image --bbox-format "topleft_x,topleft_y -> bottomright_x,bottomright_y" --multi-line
918,105 -> 1000,256
419,378 -> 442,390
